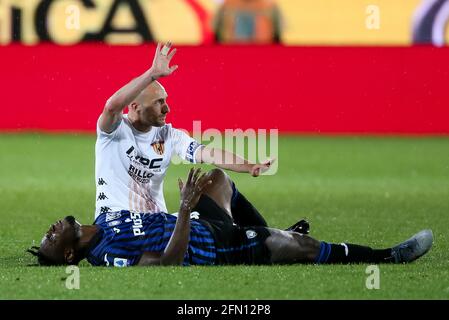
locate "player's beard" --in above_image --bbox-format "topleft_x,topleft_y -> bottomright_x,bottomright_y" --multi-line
159,115 -> 166,126
152,114 -> 166,127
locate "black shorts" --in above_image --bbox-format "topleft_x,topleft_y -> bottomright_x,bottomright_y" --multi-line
192,194 -> 272,265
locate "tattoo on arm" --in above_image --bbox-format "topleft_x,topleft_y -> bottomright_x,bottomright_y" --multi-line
110,118 -> 121,131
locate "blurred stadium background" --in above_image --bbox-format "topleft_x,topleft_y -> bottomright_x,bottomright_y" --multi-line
1,0 -> 449,300
1,0 -> 449,133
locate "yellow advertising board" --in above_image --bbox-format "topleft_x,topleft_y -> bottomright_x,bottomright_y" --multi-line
279,0 -> 421,45
0,0 -> 447,45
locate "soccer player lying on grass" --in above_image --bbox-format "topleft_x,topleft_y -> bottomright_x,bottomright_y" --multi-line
28,168 -> 433,267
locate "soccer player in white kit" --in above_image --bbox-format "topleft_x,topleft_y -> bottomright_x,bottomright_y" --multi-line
95,42 -> 273,219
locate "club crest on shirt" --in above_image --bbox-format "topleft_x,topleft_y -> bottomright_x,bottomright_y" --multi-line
246,230 -> 257,239
105,212 -> 121,222
151,140 -> 165,155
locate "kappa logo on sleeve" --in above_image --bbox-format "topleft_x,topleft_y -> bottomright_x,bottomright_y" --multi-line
97,192 -> 108,201
190,212 -> 200,220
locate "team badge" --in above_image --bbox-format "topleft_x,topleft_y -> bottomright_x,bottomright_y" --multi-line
151,140 -> 165,155
246,230 -> 257,239
105,212 -> 121,222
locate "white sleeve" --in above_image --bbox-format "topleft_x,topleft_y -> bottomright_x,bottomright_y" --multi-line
96,114 -> 123,140
170,127 -> 203,163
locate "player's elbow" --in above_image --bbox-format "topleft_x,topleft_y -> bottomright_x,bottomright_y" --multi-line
104,99 -> 121,115
199,146 -> 218,165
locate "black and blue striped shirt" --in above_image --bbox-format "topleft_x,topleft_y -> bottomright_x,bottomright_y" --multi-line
86,211 -> 216,267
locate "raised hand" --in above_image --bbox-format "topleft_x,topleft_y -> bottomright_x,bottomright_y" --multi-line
178,168 -> 212,212
150,42 -> 178,79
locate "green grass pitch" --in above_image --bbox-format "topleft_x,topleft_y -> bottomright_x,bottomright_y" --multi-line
0,134 -> 448,299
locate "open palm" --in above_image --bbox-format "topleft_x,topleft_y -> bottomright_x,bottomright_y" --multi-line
151,42 -> 178,78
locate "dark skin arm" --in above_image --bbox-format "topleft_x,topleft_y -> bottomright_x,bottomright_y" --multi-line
137,168 -> 212,266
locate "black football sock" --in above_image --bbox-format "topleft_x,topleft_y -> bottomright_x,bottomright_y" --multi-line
230,182 -> 268,227
315,242 -> 393,264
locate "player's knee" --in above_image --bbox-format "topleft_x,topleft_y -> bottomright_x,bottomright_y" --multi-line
291,233 -> 321,260
202,168 -> 233,196
206,168 -> 231,185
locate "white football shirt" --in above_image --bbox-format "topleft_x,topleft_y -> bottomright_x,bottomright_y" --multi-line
94,114 -> 203,218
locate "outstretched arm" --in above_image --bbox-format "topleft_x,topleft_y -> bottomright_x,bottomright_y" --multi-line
196,147 -> 275,177
137,168 -> 212,266
99,42 -> 178,133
